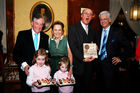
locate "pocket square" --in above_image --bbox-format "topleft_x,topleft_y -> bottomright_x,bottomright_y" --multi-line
112,40 -> 115,42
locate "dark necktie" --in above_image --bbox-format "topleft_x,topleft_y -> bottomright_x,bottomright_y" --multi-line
100,30 -> 107,60
34,33 -> 38,51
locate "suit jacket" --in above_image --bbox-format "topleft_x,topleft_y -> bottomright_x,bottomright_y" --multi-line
68,22 -> 96,75
13,29 -> 49,80
95,26 -> 132,93
96,26 -> 131,62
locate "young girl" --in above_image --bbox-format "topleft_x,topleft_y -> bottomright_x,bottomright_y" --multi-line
26,48 -> 51,93
54,56 -> 75,93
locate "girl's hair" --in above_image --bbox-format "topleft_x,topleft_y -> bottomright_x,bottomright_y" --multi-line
32,48 -> 50,65
58,56 -> 70,71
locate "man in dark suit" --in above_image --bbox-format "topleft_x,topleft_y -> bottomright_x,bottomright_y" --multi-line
13,14 -> 49,93
68,8 -> 96,93
95,11 -> 131,93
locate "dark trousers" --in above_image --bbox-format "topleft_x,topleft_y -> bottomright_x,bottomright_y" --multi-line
73,63 -> 93,93
20,79 -> 31,93
96,59 -> 120,93
128,60 -> 140,93
50,85 -> 58,93
19,70 -> 32,93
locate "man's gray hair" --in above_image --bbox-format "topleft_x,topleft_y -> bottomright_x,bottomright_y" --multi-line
99,11 -> 111,18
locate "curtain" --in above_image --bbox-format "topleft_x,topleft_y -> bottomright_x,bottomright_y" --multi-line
120,0 -> 140,35
0,0 -> 7,53
109,0 -> 121,24
110,0 -> 140,35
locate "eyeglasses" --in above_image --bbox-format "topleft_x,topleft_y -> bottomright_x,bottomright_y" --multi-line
100,18 -> 109,21
83,12 -> 93,16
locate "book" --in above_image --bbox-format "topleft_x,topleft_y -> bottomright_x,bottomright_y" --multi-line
83,43 -> 98,58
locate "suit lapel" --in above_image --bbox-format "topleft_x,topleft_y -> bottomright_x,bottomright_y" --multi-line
98,30 -> 102,48
107,27 -> 113,47
27,30 -> 35,51
79,23 -> 88,36
39,32 -> 45,49
39,32 -> 42,49
78,23 -> 89,43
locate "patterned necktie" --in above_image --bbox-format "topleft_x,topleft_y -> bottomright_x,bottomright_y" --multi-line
34,33 -> 38,51
100,30 -> 107,60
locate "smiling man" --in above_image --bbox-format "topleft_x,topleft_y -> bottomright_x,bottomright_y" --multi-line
68,8 -> 96,93
95,11 -> 131,93
13,14 -> 49,93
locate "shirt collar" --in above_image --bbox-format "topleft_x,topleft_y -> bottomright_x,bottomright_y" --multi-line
32,29 -> 40,36
34,63 -> 45,67
103,26 -> 110,32
58,70 -> 68,74
81,21 -> 88,29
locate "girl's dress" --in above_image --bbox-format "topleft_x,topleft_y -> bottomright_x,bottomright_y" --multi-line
26,64 -> 51,92
54,70 -> 74,93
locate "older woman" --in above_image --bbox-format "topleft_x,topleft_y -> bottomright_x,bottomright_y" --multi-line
49,21 -> 73,77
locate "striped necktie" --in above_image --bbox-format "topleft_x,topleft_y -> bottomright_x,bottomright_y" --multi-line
34,33 -> 38,51
100,30 -> 107,60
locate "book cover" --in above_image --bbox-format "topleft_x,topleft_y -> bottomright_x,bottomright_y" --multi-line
83,43 -> 98,58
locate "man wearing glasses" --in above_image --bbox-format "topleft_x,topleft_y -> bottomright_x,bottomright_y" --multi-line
68,8 -> 96,93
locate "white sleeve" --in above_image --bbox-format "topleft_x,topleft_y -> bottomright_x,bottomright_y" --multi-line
47,66 -> 51,79
67,41 -> 70,48
48,75 -> 52,79
71,74 -> 75,81
48,38 -> 50,45
21,62 -> 28,71
26,67 -> 34,86
53,72 -> 58,81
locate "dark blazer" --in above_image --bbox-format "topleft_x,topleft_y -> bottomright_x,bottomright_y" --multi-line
13,29 -> 49,80
96,26 -> 131,61
95,26 -> 132,92
68,22 -> 96,75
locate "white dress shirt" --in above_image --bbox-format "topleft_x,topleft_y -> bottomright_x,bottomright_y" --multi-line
81,21 -> 88,34
98,26 -> 110,55
21,29 -> 40,71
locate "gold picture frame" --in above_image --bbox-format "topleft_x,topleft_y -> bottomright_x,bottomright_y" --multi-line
30,1 -> 54,32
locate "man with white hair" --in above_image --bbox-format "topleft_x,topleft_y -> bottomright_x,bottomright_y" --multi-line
95,11 -> 131,93
13,14 -> 49,93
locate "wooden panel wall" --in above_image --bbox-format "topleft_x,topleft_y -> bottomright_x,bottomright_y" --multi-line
68,0 -> 109,31
6,0 -> 109,61
6,0 -> 14,60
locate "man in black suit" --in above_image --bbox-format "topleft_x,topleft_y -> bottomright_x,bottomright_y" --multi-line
68,8 -> 96,93
13,14 -> 49,93
95,11 -> 131,93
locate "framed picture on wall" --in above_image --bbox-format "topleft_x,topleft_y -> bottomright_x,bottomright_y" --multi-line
30,1 -> 54,32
